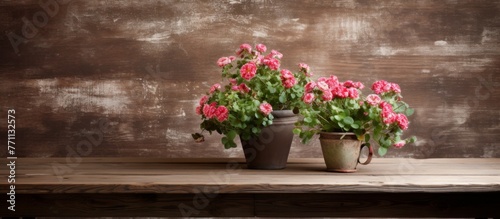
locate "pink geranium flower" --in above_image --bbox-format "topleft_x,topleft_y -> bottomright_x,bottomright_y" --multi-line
199,95 -> 209,106
393,140 -> 406,148
263,57 -> 280,70
334,86 -> 349,98
322,90 -> 333,101
256,43 -> 267,53
303,93 -> 315,104
217,57 -> 232,67
239,83 -> 251,93
391,83 -> 401,93
282,77 -> 297,88
210,83 -> 221,94
195,105 -> 202,115
215,105 -> 229,122
366,94 -> 381,106
372,80 -> 390,94
354,82 -> 365,89
317,81 -> 329,92
202,103 -> 217,119
379,101 -> 393,112
259,102 -> 273,116
264,49 -> 283,60
347,87 -> 359,99
396,113 -> 409,130
280,69 -> 294,79
240,62 -> 257,80
304,81 -> 317,93
343,80 -> 355,88
298,63 -> 310,73
382,110 -> 396,124
236,43 -> 252,56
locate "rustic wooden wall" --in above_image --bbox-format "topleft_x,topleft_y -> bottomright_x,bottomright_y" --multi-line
0,0 -> 499,158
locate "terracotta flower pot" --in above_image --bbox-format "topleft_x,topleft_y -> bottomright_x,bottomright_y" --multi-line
319,132 -> 373,172
241,110 -> 298,169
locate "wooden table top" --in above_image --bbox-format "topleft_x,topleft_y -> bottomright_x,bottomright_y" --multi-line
2,158 -> 500,194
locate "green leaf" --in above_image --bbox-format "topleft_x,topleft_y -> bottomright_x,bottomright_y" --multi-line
279,92 -> 286,103
378,147 -> 387,156
228,140 -> 237,148
334,115 -> 343,121
304,117 -> 312,123
268,114 -> 274,120
226,130 -> 237,140
268,86 -> 276,94
232,102 -> 240,111
293,128 -> 301,135
406,108 -> 415,116
242,115 -> 250,121
395,135 -> 401,142
365,133 -> 371,142
409,136 -> 417,143
253,99 -> 261,106
351,123 -> 359,129
343,116 -> 354,125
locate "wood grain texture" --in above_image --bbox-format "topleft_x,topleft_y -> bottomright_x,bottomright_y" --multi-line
254,193 -> 500,217
1,158 -> 499,217
1,158 -> 499,194
2,193 -> 255,217
0,1 -> 499,158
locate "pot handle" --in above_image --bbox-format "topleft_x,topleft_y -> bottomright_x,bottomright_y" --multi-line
358,143 -> 373,165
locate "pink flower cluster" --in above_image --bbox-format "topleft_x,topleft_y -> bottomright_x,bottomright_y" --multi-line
366,94 -> 382,106
299,63 -> 313,77
236,43 -> 252,57
195,95 -> 229,122
240,62 -> 257,80
261,50 -> 282,70
217,56 -> 236,67
371,80 -> 401,94
379,101 -> 409,130
280,69 -> 297,89
231,81 -> 251,93
302,76 -> 364,104
255,43 -> 267,53
393,140 -> 406,148
259,102 -> 273,116
262,56 -> 280,70
224,44 -> 301,87
229,78 -> 252,93
203,103 -> 229,122
302,93 -> 315,104
210,83 -> 221,94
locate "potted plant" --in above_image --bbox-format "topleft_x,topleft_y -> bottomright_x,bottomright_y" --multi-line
192,43 -> 312,169
294,76 -> 416,172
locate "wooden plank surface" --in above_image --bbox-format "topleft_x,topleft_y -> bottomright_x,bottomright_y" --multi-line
0,1 -> 499,159
4,194 -> 255,217
2,158 -> 499,194
254,193 -> 500,218
1,158 -> 499,217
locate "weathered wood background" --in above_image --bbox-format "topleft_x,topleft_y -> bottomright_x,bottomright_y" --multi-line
0,0 -> 499,158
